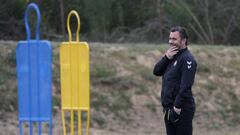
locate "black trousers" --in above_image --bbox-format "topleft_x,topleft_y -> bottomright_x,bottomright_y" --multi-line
164,107 -> 195,135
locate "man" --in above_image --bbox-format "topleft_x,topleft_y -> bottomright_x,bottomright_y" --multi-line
153,26 -> 197,135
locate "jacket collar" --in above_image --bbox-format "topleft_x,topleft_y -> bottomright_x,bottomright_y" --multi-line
178,47 -> 188,54
173,47 -> 187,60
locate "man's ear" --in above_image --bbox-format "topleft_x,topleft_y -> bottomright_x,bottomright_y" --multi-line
181,38 -> 187,46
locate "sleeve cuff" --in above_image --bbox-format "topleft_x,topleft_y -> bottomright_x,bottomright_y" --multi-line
174,96 -> 182,108
163,55 -> 171,61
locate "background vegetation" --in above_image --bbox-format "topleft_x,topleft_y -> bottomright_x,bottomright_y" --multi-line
1,0 -> 240,44
1,0 -> 240,135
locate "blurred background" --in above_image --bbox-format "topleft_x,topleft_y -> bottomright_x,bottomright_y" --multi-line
2,0 -> 240,44
0,0 -> 240,135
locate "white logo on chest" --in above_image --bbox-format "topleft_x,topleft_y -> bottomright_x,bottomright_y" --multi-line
173,60 -> 177,66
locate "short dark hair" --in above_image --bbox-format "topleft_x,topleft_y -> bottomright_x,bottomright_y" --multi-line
170,26 -> 188,45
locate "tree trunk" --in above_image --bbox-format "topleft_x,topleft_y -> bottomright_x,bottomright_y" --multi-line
156,0 -> 163,42
59,0 -> 65,39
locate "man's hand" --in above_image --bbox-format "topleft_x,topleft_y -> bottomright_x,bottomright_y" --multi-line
165,46 -> 179,59
174,106 -> 181,115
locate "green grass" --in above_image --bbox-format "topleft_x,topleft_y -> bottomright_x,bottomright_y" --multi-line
1,41 -> 240,133
91,64 -> 116,78
135,83 -> 148,95
145,102 -> 157,113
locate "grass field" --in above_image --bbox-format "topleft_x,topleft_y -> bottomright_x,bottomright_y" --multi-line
0,41 -> 240,135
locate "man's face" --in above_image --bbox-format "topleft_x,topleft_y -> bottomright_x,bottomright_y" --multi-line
169,31 -> 186,49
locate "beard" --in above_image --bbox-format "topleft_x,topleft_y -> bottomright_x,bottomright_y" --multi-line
170,43 -> 180,50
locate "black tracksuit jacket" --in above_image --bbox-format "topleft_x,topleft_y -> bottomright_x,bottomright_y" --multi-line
153,48 -> 197,109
